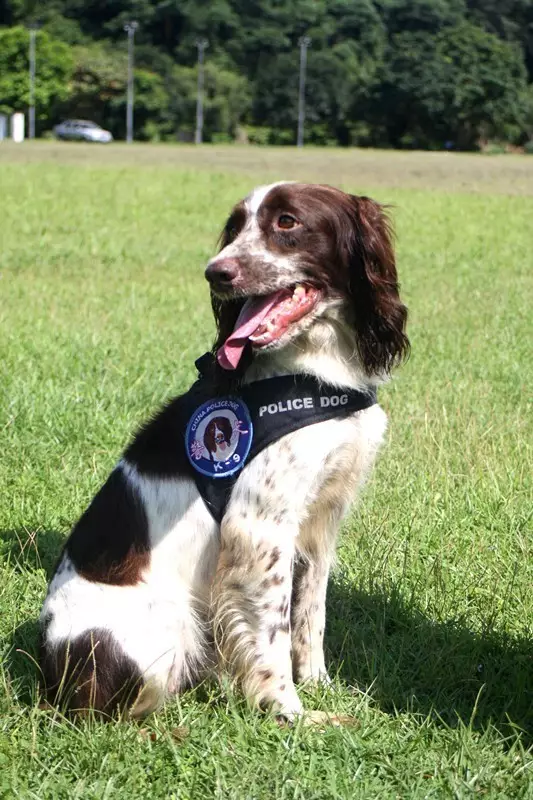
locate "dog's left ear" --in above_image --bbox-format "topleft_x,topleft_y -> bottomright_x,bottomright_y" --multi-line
341,195 -> 409,375
211,214 -> 246,357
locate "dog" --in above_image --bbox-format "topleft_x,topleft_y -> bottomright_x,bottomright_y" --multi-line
39,182 -> 409,719
203,416 -> 235,462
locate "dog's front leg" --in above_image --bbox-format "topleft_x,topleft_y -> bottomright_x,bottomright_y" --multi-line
291,554 -> 333,685
212,515 -> 303,719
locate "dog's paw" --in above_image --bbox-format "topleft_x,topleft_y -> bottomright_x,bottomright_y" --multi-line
302,710 -> 359,729
275,709 -> 359,730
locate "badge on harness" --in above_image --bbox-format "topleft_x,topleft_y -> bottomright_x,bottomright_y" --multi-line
185,397 -> 253,478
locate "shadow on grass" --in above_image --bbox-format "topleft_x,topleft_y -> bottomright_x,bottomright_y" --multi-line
2,529 -> 66,705
8,619 -> 43,705
3,528 -> 532,744
326,579 -> 533,744
0,528 -> 65,580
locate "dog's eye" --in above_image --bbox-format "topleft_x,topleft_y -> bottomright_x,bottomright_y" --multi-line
277,214 -> 298,230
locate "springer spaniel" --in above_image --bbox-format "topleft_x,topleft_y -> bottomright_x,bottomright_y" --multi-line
40,182 -> 408,720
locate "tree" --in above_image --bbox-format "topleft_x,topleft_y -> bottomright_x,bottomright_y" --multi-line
108,68 -> 171,140
465,0 -> 533,81
0,0 -> 531,147
167,61 -> 251,141
251,0 -> 387,144
0,26 -> 72,128
380,0 -> 467,34
373,21 -> 530,148
437,21 -> 530,147
61,43 -> 127,127
253,45 -> 368,145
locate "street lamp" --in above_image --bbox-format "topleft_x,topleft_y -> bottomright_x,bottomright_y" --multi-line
195,39 -> 209,144
28,23 -> 39,140
297,36 -> 311,148
124,21 -> 138,143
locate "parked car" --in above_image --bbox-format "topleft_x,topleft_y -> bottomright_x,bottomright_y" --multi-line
54,120 -> 113,143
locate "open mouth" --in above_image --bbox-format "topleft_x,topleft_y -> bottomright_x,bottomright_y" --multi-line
217,284 -> 321,370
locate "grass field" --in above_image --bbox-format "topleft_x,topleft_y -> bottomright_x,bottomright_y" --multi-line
1,142 -> 532,798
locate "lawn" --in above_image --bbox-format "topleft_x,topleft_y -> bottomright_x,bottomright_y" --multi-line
1,142 -> 532,798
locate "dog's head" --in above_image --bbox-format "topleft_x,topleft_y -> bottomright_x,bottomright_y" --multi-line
206,182 -> 409,376
204,416 -> 233,455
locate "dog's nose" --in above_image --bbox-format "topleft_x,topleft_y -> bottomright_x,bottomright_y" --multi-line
205,258 -> 240,287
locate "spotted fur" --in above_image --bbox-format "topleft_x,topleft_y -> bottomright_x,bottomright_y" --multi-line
39,182 -> 408,719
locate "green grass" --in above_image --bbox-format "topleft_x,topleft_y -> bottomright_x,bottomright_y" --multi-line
1,144 -> 532,798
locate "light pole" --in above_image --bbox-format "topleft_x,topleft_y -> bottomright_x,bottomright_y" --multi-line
195,39 -> 208,144
124,21 -> 138,143
297,36 -> 311,148
28,24 -> 39,140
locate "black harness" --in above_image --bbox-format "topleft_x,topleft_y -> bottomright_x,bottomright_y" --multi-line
182,354 -> 377,523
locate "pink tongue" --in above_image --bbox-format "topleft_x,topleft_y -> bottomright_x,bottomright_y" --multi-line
217,291 -> 287,370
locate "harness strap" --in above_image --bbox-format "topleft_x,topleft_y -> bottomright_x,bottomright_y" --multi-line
185,354 -> 377,523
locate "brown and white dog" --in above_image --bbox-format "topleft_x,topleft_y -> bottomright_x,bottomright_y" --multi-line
40,182 -> 409,719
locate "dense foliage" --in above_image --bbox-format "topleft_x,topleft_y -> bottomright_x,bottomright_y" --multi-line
0,0 -> 532,148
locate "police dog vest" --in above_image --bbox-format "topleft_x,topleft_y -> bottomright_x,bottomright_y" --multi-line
183,354 -> 377,522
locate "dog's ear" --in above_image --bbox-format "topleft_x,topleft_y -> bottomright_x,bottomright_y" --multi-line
217,201 -> 246,252
210,209 -> 246,356
221,416 -> 233,442
217,223 -> 233,252
211,296 -> 242,353
204,422 -> 215,453
341,195 -> 409,374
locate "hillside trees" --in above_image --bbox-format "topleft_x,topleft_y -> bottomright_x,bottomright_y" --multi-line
372,21 -> 530,148
0,0 -> 531,148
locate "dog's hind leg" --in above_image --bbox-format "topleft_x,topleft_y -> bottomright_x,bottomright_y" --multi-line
40,560 -> 208,717
40,626 -> 146,717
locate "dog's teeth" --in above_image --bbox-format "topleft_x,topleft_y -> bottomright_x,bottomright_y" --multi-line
293,286 -> 305,299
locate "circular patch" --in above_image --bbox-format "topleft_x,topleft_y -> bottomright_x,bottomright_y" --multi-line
185,397 -> 253,479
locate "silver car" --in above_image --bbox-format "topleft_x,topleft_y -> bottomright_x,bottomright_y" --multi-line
54,120 -> 113,143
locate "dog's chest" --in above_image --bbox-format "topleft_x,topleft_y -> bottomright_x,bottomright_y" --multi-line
226,404 -> 387,525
